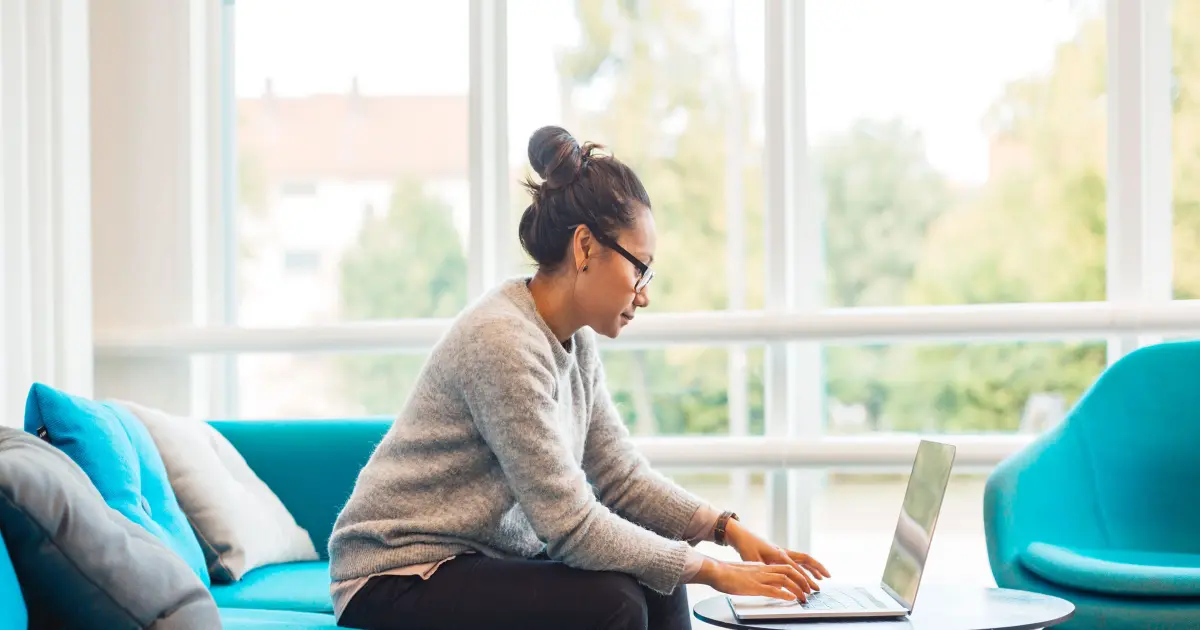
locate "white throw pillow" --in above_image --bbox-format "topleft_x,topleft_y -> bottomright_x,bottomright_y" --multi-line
117,400 -> 318,582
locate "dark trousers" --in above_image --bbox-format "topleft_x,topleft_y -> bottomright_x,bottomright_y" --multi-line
338,554 -> 693,630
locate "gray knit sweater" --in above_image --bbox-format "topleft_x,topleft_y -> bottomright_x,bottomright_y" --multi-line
327,277 -> 706,594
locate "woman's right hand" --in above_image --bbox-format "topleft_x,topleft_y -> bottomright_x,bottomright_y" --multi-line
694,557 -> 815,603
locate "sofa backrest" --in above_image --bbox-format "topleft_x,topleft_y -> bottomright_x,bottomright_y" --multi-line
0,529 -> 27,630
208,419 -> 391,559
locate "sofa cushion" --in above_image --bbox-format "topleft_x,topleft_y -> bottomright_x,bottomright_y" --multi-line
219,608 -> 340,629
211,561 -> 333,613
23,383 -> 210,586
0,426 -> 220,628
1020,541 -> 1200,596
0,530 -> 26,630
120,400 -> 318,583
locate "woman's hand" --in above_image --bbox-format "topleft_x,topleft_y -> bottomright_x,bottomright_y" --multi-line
725,520 -> 830,592
694,557 -> 818,602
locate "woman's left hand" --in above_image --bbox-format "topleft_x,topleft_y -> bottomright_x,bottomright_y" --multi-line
726,520 -> 831,590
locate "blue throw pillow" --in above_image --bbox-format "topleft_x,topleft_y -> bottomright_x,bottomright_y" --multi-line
24,383 -> 210,587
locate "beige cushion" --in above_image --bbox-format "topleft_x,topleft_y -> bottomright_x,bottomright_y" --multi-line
118,400 -> 318,582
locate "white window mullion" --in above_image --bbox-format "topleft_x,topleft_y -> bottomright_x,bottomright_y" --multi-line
26,0 -> 54,386
2,0 -> 33,416
763,0 -> 791,546
724,0 -> 750,503
217,0 -> 238,418
1140,0 -> 1173,327
1106,0 -> 1164,363
49,0 -> 93,398
188,0 -> 223,419
468,0 -> 508,298
783,0 -> 826,555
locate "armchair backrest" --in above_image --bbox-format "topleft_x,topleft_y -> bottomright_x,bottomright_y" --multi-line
1066,341 -> 1200,553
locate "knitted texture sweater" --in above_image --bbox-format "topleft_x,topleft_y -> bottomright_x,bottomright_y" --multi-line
327,277 -> 705,594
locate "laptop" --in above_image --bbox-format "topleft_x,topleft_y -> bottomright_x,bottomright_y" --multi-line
727,439 -> 956,621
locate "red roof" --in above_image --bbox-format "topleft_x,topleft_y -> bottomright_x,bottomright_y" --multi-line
238,92 -> 468,181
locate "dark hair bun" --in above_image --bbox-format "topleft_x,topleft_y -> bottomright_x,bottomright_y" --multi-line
527,126 -> 582,189
518,125 -> 651,271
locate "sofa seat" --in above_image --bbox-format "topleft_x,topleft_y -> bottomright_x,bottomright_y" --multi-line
220,608 -> 339,629
1020,542 -> 1200,597
212,561 -> 333,613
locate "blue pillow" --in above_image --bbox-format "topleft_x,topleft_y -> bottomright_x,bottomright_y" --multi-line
24,383 -> 210,587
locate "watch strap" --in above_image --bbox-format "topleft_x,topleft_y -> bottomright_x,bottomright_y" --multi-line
714,510 -> 739,546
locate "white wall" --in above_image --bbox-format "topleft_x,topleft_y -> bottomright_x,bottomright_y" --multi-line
90,0 -> 223,415
0,0 -> 93,427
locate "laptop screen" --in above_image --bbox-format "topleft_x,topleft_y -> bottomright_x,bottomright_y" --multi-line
880,440 -> 956,611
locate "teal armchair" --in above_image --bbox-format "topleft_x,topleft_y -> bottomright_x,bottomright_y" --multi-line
984,341 -> 1200,629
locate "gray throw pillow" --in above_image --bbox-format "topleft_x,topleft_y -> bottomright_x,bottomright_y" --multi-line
118,400 -> 318,582
0,426 -> 220,629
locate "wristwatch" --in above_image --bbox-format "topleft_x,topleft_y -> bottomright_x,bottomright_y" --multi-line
714,510 -> 739,546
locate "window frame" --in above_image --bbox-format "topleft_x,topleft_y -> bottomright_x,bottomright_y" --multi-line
89,0 -> 1186,553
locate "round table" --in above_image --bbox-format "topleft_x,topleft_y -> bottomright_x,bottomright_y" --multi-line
693,585 -> 1075,630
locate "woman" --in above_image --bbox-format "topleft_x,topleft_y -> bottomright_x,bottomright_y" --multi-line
329,126 -> 830,630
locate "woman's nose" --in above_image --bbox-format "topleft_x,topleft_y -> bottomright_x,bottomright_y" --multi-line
634,289 -> 650,308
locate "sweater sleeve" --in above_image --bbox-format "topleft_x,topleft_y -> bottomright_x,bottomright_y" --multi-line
457,318 -> 692,594
581,359 -> 714,541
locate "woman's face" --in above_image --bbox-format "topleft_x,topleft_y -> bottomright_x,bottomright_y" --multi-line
575,206 -> 656,338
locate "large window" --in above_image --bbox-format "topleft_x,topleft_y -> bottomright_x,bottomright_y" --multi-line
507,0 -> 766,313
601,346 -> 765,436
825,341 -> 1106,435
236,352 -> 430,419
235,0 -> 471,330
810,0 -> 1107,310
89,0 -> 1197,586
1174,0 -> 1200,298
234,0 -> 469,417
808,0 -> 1108,437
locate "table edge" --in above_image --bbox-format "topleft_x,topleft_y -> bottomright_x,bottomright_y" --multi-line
692,591 -> 1076,630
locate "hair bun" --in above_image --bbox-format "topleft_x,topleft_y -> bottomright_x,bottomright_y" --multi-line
527,126 -> 582,189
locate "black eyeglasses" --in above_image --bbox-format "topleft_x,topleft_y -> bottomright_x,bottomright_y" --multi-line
568,223 -> 655,293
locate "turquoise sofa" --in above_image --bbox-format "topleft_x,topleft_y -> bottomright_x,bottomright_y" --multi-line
1,417 -> 393,629
984,341 -> 1200,629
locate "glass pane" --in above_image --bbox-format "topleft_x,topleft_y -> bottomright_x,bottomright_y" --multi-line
236,345 -> 765,426
233,1 -> 470,326
811,472 -> 994,587
667,469 -> 769,554
809,1 -> 1107,307
1173,0 -> 1200,298
600,346 -> 765,436
507,0 -> 766,312
825,341 -> 1107,434
237,353 -> 429,418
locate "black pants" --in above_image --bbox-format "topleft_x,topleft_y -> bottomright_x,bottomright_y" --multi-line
338,554 -> 693,630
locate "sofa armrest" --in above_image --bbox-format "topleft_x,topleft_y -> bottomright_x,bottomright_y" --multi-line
0,530 -> 27,628
208,419 -> 391,559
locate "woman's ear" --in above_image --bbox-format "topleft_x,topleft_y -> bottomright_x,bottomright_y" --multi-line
572,225 -> 593,271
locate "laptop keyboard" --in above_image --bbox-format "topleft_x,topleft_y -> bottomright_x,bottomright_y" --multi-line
796,587 -> 879,611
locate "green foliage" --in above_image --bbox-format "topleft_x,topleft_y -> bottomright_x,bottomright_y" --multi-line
338,177 -> 467,414
1172,0 -> 1200,298
552,0 -> 766,434
334,2 -> 1199,435
819,119 -> 952,310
